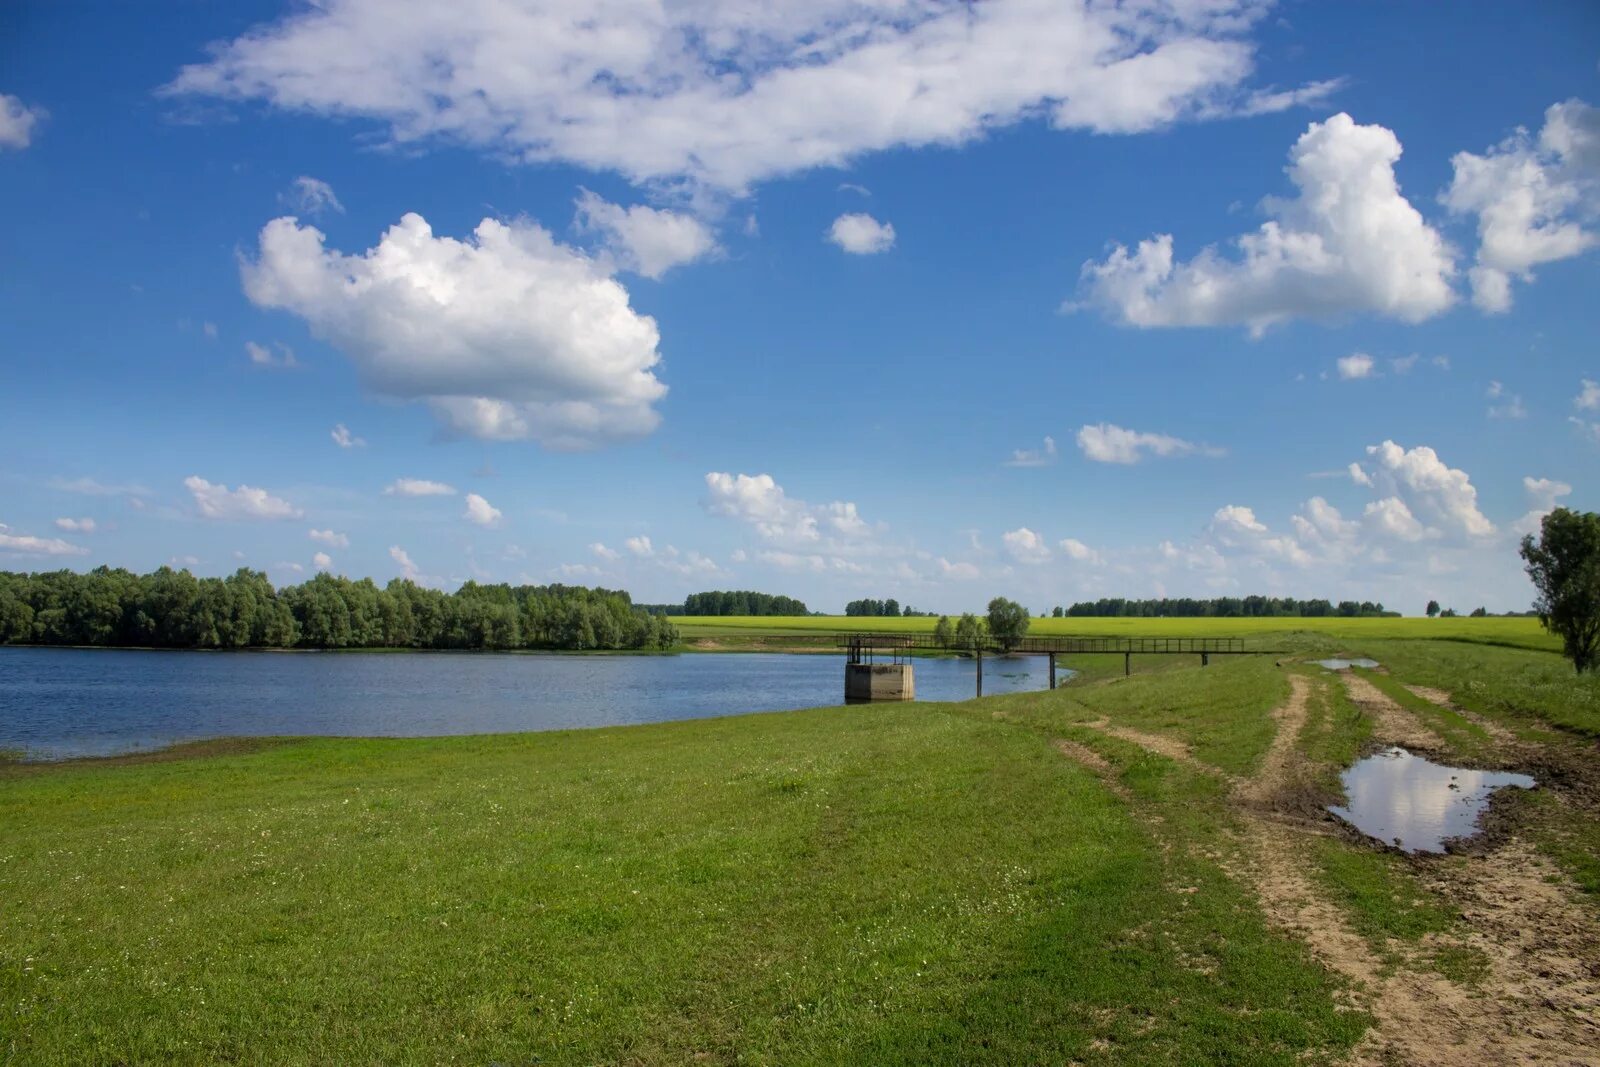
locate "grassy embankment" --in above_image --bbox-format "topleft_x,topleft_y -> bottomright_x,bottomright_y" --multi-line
3,629 -> 1596,1063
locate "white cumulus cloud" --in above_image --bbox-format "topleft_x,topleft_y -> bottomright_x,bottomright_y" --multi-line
1442,99 -> 1599,312
1208,504 -> 1312,565
0,94 -> 44,150
241,212 -> 666,449
53,518 -> 96,533
0,523 -> 88,556
313,551 -> 333,570
704,472 -> 875,547
1513,476 -> 1574,537
165,1 -> 1327,193
463,492 -> 502,527
309,528 -> 349,548
1058,538 -> 1102,565
1002,527 -> 1052,564
1079,113 -> 1456,335
1336,352 -> 1376,380
590,542 -> 620,561
828,213 -> 896,255
1361,440 -> 1494,539
185,476 -> 303,520
390,545 -> 420,580
1363,496 -> 1427,542
574,190 -> 717,279
1076,423 -> 1221,464
624,535 -> 654,558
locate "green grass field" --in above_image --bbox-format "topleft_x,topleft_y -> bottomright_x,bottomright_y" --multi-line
3,634 -> 1597,1064
669,613 -> 1560,652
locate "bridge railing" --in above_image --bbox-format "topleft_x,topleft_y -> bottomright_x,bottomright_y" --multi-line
836,633 -> 1247,656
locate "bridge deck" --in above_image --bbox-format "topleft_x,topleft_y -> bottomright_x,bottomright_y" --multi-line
837,633 -> 1249,656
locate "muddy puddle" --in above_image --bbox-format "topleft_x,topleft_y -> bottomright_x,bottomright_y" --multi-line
1313,657 -> 1380,670
1328,746 -> 1536,853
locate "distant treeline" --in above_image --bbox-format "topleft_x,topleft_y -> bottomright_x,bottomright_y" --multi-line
1056,597 -> 1395,618
0,567 -> 678,651
844,598 -> 935,617
677,590 -> 810,616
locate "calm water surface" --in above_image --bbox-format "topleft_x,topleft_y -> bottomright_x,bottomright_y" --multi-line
0,647 -> 1067,758
1328,746 -> 1536,854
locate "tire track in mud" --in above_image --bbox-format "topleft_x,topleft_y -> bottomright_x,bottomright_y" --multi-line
1340,672 -> 1446,751
1404,685 -> 1518,746
1078,717 -> 1237,784
1060,672 -> 1600,1065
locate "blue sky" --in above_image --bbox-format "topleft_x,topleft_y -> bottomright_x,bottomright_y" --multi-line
1,0 -> 1596,613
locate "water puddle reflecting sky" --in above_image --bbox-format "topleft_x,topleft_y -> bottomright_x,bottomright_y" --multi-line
1328,746 -> 1535,854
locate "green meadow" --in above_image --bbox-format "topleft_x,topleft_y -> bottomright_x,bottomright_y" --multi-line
669,613 -> 1560,652
3,629 -> 1596,1064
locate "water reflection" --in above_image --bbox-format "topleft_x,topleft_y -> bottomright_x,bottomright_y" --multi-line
1328,746 -> 1535,853
1313,658 -> 1381,670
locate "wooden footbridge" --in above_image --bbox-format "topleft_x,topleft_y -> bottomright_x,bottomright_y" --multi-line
838,632 -> 1255,699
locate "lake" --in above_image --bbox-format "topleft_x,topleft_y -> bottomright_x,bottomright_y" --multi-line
0,647 -> 1068,759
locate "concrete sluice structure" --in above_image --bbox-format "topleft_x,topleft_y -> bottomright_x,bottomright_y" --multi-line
844,662 -> 914,702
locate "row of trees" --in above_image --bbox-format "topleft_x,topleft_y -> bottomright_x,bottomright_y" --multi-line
1056,597 -> 1393,618
845,598 -> 901,617
0,567 -> 679,651
679,590 -> 809,616
930,598 -> 1031,652
843,599 -> 934,617
1424,601 -> 1497,618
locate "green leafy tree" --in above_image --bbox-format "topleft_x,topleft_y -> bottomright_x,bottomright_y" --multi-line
1425,599 -> 1440,618
933,615 -> 954,648
985,597 -> 1029,651
1470,606 -> 1487,618
954,613 -> 986,652
1520,508 -> 1600,673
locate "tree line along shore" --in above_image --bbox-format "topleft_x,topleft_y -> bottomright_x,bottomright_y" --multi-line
0,567 -> 677,651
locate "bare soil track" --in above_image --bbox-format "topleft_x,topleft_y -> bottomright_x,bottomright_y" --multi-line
1058,670 -> 1600,1065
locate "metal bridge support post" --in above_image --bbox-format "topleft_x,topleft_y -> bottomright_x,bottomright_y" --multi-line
1048,652 -> 1056,690
976,649 -> 983,698
1124,652 -> 1131,677
1202,652 -> 1209,667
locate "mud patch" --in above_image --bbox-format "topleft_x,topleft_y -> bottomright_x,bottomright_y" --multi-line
1412,842 -> 1600,1062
